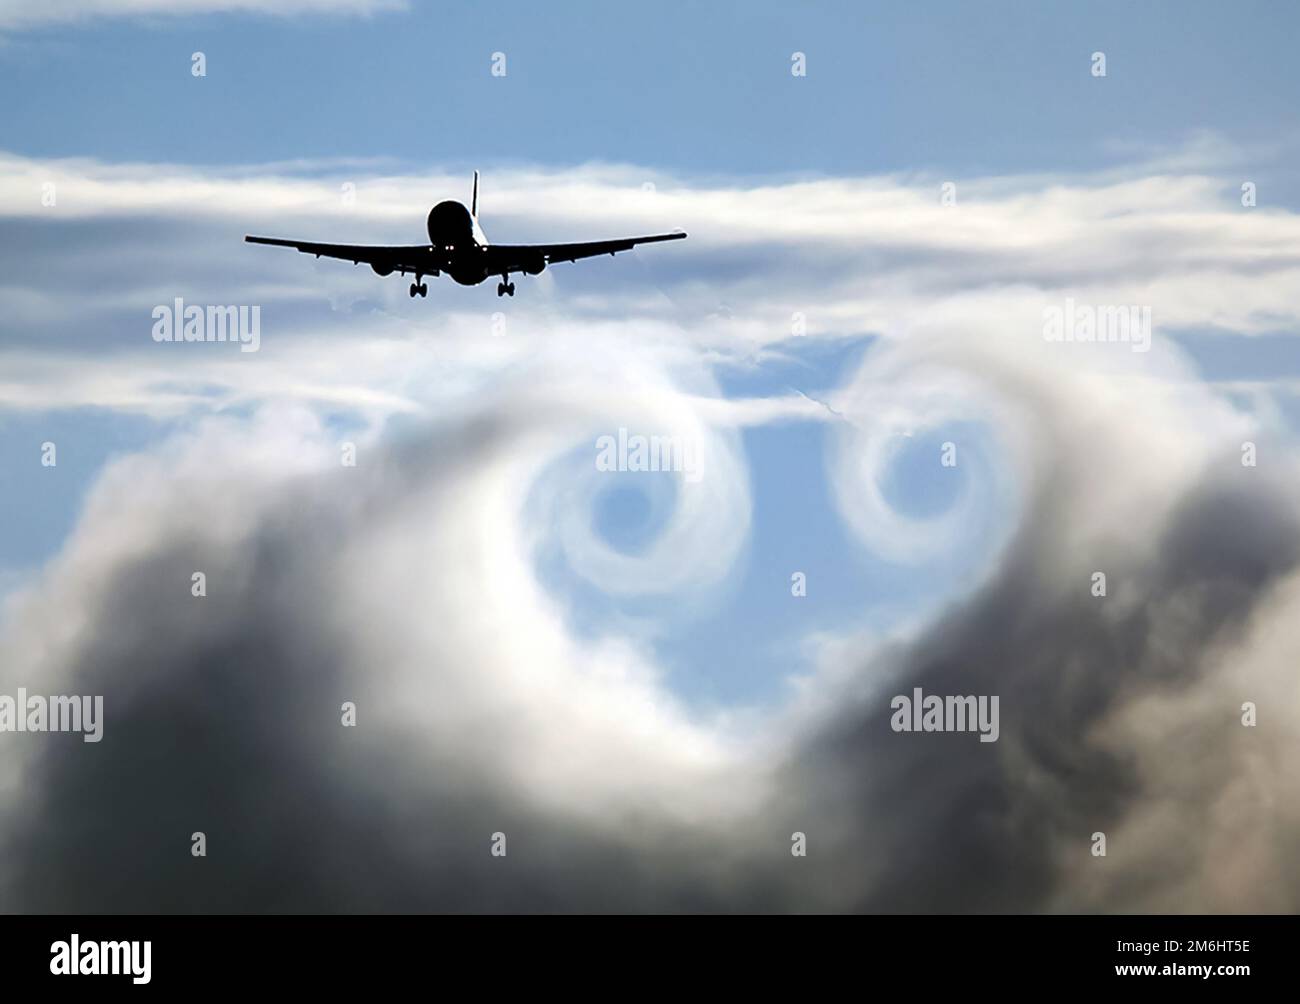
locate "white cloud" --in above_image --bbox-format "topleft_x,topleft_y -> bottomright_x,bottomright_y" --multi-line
0,0 -> 403,31
0,146 -> 1296,519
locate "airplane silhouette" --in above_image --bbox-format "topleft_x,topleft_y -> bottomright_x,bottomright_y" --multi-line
245,172 -> 686,298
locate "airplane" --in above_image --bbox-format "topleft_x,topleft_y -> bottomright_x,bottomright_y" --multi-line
245,172 -> 686,298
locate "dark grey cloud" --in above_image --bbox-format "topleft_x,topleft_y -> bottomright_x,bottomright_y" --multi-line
2,394 -> 1297,913
773,466 -> 1300,913
0,413 -> 778,912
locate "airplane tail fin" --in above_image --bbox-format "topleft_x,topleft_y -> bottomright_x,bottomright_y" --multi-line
471,171 -> 479,217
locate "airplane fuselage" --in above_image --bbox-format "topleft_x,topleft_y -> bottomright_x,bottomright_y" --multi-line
426,200 -> 495,285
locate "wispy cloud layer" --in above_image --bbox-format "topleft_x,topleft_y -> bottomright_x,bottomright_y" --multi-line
3,150 -> 1299,417
0,0 -> 402,31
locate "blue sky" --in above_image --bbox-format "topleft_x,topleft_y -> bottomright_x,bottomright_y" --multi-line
4,0 -> 1299,184
3,0 -> 1299,711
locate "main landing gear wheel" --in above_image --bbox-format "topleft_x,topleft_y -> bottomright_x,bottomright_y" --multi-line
496,280 -> 515,297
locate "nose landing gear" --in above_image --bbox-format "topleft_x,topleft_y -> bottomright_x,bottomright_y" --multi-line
496,276 -> 515,297
409,276 -> 428,298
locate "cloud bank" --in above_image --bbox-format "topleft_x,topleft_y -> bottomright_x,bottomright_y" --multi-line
1,148 -> 1298,911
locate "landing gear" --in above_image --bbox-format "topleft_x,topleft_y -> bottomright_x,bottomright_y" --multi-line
496,277 -> 515,297
409,280 -> 428,298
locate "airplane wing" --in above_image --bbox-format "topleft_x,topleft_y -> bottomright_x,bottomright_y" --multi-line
244,236 -> 445,275
485,231 -> 686,274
